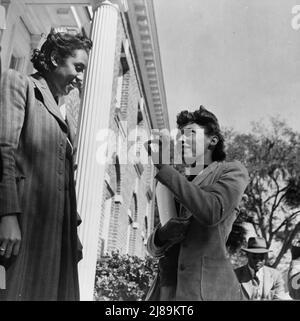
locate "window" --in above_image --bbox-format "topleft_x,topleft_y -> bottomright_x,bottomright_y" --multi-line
133,101 -> 146,176
126,209 -> 133,254
116,65 -> 124,109
115,42 -> 129,117
100,192 -> 114,256
136,103 -> 144,157
9,55 -> 19,70
126,194 -> 138,255
9,54 -> 26,72
143,215 -> 148,246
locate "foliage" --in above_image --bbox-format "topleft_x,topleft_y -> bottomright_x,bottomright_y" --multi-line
224,117 -> 300,268
230,250 -> 248,269
94,250 -> 158,301
226,194 -> 250,254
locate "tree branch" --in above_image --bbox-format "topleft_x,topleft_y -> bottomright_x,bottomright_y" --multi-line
268,175 -> 282,237
271,210 -> 300,236
272,188 -> 288,213
272,222 -> 300,268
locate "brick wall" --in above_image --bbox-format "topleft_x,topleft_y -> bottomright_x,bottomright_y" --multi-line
96,13 -> 156,259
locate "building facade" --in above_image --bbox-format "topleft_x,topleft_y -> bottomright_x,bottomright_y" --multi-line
0,0 -> 169,300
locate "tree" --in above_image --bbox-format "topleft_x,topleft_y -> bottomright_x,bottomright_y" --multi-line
225,117 -> 300,268
94,250 -> 158,301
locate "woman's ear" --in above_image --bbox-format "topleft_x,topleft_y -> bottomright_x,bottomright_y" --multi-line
50,51 -> 59,68
208,135 -> 219,149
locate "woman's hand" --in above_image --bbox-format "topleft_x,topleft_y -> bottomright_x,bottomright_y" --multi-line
156,217 -> 191,245
0,215 -> 21,258
144,130 -> 174,170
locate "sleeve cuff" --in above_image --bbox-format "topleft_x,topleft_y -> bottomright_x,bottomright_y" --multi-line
147,224 -> 174,258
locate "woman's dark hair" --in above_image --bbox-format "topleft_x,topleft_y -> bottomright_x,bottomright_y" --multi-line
31,29 -> 92,74
176,105 -> 226,161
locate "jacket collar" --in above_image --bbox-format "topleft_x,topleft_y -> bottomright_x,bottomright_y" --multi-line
262,266 -> 273,299
239,265 -> 273,300
30,73 -> 68,133
65,109 -> 77,146
177,161 -> 219,218
191,161 -> 219,186
239,265 -> 254,299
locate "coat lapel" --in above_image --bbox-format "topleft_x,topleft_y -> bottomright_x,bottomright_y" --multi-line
239,266 -> 254,299
178,162 -> 219,218
66,109 -> 76,145
262,266 -> 273,299
66,110 -> 78,158
30,73 -> 68,133
241,281 -> 253,300
192,161 -> 219,186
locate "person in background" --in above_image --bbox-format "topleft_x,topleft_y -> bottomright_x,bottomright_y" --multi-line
0,30 -> 92,300
145,105 -> 249,301
235,237 -> 286,300
288,240 -> 300,300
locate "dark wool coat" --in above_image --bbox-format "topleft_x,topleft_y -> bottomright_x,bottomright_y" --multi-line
147,161 -> 249,301
0,69 -> 81,301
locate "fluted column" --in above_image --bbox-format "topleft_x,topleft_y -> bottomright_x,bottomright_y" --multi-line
0,5 -> 5,74
0,5 -> 6,30
75,0 -> 119,301
0,0 -> 10,70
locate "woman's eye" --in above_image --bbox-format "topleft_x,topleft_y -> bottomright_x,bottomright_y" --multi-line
75,65 -> 84,72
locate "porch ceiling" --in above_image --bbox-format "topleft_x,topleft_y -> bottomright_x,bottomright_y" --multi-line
20,2 -> 91,36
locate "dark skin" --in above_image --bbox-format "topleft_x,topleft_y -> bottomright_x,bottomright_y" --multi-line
247,253 -> 267,272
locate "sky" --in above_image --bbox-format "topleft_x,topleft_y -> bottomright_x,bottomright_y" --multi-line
153,0 -> 300,133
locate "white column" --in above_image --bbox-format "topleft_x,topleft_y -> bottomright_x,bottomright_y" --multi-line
0,4 -> 5,73
75,0 -> 119,301
0,5 -> 6,30
0,0 -> 10,68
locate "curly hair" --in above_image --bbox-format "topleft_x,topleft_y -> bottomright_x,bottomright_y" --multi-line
31,29 -> 92,74
176,105 -> 226,162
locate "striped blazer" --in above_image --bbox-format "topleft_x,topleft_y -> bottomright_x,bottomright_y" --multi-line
0,69 -> 80,300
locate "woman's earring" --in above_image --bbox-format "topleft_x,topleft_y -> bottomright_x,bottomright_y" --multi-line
50,53 -> 59,67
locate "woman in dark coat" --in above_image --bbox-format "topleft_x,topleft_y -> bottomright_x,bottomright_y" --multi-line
145,106 -> 249,301
0,31 -> 92,300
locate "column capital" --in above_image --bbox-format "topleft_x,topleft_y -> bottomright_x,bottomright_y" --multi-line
92,0 -> 119,12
